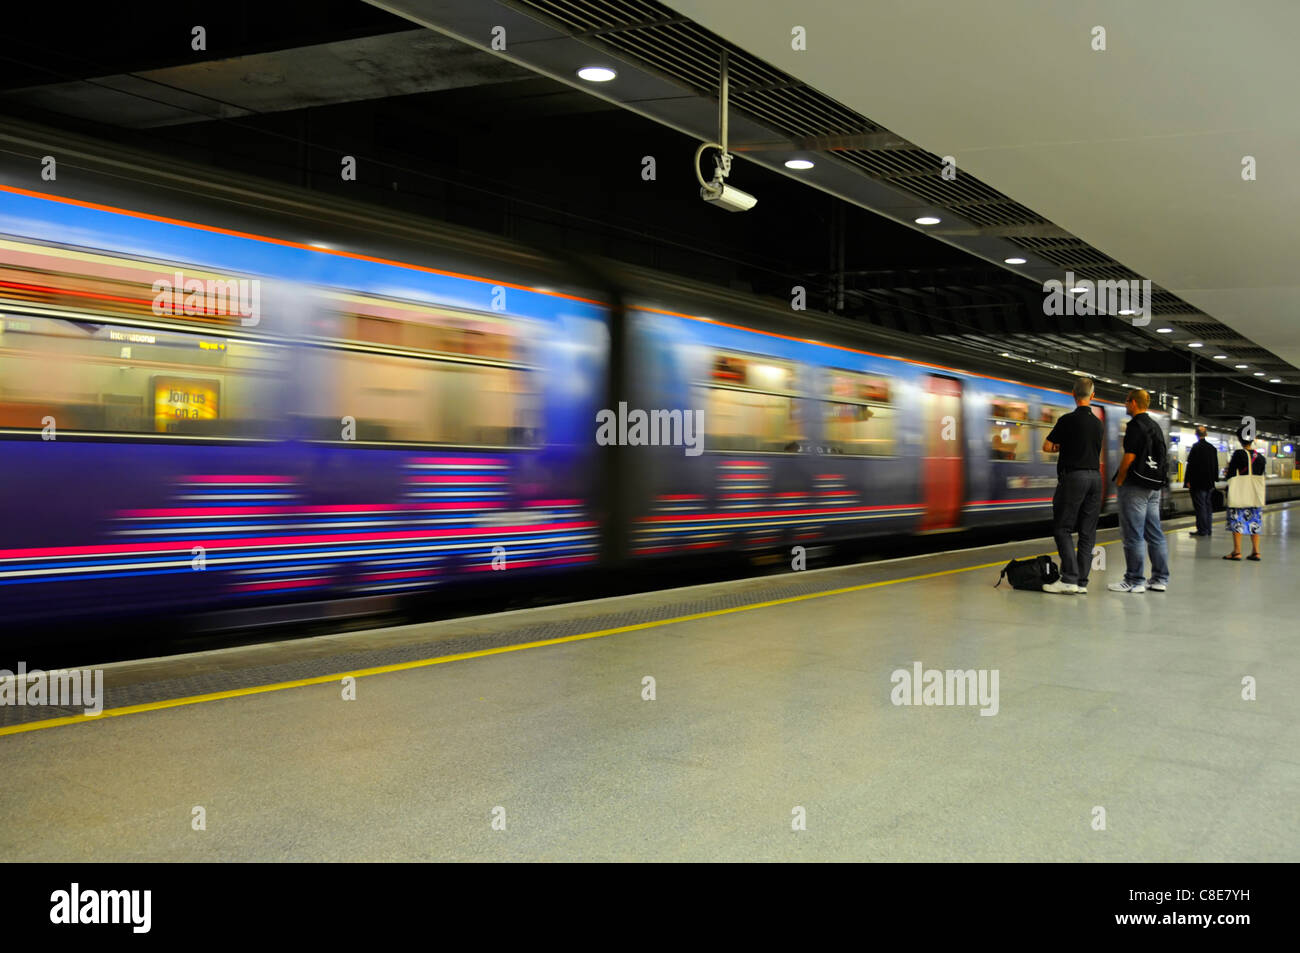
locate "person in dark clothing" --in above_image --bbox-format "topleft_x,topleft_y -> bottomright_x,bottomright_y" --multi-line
1183,426 -> 1220,537
1040,377 -> 1103,594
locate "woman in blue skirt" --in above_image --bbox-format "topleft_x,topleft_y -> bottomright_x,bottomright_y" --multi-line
1223,434 -> 1265,562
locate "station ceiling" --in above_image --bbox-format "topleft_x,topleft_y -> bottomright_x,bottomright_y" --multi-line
661,0 -> 1300,379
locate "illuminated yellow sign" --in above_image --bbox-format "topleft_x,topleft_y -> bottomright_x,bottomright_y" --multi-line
153,377 -> 219,433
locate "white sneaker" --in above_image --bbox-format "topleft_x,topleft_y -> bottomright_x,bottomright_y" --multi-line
1075,585 -> 1088,594
1108,581 -> 1146,593
1148,582 -> 1167,591
1042,580 -> 1078,593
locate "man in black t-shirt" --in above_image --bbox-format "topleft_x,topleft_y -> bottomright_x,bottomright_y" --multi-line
1041,377 -> 1104,594
1109,389 -> 1170,593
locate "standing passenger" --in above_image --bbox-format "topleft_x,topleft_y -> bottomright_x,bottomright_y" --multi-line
1222,430 -> 1266,561
1109,389 -> 1170,593
1040,377 -> 1103,594
1183,425 -> 1219,538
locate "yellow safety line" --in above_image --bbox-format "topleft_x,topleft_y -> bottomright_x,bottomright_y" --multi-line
0,540 -> 1123,738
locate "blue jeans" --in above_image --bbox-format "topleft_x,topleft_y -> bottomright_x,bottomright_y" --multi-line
1117,484 -> 1169,586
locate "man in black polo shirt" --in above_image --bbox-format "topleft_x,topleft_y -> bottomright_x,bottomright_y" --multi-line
1040,377 -> 1103,594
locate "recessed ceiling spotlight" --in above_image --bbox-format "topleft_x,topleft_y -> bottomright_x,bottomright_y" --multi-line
1235,364 -> 1248,369
1188,342 -> 1203,348
1213,354 -> 1228,360
915,216 -> 941,225
577,66 -> 617,82
1118,308 -> 1135,315
1270,378 -> 1282,383
1156,327 -> 1174,333
1004,257 -> 1027,265
784,158 -> 815,170
1254,372 -> 1266,376
1070,286 -> 1087,294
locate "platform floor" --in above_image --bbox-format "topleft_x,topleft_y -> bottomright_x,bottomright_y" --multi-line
1,504 -> 1296,862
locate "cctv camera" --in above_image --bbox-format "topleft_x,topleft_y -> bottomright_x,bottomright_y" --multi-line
701,183 -> 757,212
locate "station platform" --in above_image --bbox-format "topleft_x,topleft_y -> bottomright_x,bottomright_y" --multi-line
1,503 -> 1296,862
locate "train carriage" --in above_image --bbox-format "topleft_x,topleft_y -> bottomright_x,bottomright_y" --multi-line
0,137 -> 609,626
614,270 -> 1145,560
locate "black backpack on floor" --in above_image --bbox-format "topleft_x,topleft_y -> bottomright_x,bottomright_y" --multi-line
995,555 -> 1060,591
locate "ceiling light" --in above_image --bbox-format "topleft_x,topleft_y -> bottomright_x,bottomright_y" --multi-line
577,67 -> 617,82
1004,257 -> 1026,265
1156,327 -> 1174,333
1235,364 -> 1248,369
1213,354 -> 1228,360
1253,372 -> 1265,376
1270,378 -> 1282,383
1118,308 -> 1135,315
1188,342 -> 1203,348
915,216 -> 941,225
1070,286 -> 1087,294
784,159 -> 815,170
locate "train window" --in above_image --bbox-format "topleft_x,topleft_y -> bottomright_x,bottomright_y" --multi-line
704,388 -> 803,452
991,398 -> 1029,422
823,369 -> 895,455
0,314 -> 284,437
340,309 -> 517,362
300,347 -> 541,446
989,398 -> 1032,462
708,353 -> 797,392
703,352 -> 803,452
1034,405 -> 1071,461
1036,405 -> 1070,426
829,371 -> 890,403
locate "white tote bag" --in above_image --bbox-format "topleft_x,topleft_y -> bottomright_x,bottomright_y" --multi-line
1226,451 -> 1266,509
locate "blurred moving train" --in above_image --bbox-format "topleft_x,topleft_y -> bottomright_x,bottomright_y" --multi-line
1,123 -> 1296,630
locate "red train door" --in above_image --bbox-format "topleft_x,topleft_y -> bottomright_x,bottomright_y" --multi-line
920,375 -> 964,531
